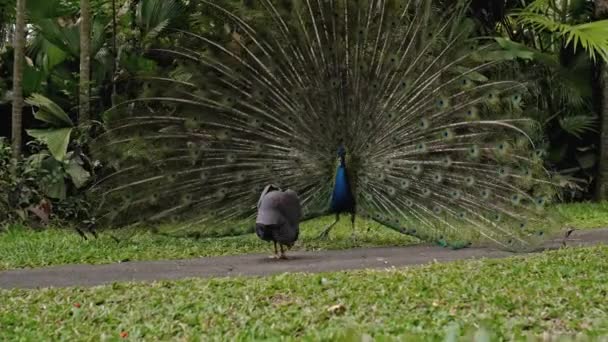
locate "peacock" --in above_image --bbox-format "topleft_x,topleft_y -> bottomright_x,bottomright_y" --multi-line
91,0 -> 566,252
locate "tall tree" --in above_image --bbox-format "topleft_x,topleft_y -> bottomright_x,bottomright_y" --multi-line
111,0 -> 118,105
79,0 -> 91,123
596,0 -> 608,200
11,0 -> 26,159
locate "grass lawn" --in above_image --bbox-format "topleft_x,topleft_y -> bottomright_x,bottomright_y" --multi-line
1,246 -> 607,340
1,202 -> 607,271
0,216 -> 417,271
555,201 -> 608,229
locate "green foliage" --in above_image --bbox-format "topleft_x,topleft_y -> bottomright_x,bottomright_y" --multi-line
512,1 -> 608,61
492,0 -> 605,195
26,0 -> 78,20
136,0 -> 186,44
0,137 -> 94,226
0,94 -> 96,226
24,94 -> 92,200
1,246 -> 607,339
25,93 -> 74,160
1,0 -> 193,228
558,114 -> 597,139
0,139 -> 46,225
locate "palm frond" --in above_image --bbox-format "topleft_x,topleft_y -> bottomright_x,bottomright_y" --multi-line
137,0 -> 185,42
513,9 -> 608,61
559,114 -> 598,139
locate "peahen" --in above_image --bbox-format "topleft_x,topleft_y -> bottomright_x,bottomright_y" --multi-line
256,184 -> 302,259
91,0 -> 565,252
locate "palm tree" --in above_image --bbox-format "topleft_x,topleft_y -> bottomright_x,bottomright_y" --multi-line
493,0 -> 608,199
79,0 -> 91,123
11,0 -> 26,159
596,0 -> 608,200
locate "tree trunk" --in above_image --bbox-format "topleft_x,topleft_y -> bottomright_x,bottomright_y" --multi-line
79,0 -> 92,123
111,0 -> 118,106
11,0 -> 26,160
596,0 -> 608,200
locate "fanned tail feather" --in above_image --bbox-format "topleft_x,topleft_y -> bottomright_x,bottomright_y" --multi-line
90,0 -> 564,250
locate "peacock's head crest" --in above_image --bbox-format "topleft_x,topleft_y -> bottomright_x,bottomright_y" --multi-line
337,144 -> 347,166
337,145 -> 346,158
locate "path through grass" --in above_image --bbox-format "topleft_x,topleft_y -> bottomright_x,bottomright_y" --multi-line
1,246 -> 607,340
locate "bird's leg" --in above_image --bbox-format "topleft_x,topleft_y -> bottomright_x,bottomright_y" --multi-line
279,244 -> 288,259
316,213 -> 340,240
269,241 -> 279,259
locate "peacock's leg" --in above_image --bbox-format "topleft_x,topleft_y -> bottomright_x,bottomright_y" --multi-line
316,213 -> 340,239
350,213 -> 357,241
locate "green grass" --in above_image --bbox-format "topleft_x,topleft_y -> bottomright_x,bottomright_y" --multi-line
0,216 -> 417,271
1,202 -> 606,271
1,246 -> 607,340
556,201 -> 608,229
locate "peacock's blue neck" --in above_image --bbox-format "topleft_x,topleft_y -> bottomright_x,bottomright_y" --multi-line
331,163 -> 355,213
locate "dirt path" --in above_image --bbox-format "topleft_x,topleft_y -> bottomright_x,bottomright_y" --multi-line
1,229 -> 607,289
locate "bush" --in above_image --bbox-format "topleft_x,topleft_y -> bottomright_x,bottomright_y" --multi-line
0,138 -> 46,225
0,138 -> 93,228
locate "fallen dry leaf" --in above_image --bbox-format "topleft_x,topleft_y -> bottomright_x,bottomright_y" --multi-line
327,304 -> 346,315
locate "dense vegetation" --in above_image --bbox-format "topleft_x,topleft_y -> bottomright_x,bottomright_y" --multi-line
0,0 -> 607,229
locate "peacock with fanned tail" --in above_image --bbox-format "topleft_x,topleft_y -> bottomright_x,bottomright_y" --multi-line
91,0 -> 566,252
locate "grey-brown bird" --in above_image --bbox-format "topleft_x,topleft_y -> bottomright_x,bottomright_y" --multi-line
256,185 -> 302,259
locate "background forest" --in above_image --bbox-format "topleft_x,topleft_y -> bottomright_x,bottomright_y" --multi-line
1,0 -> 608,228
